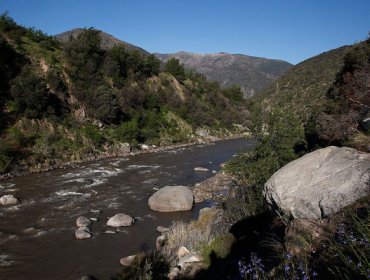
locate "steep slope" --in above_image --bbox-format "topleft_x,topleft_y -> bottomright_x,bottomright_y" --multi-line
251,45 -> 350,122
55,28 -> 149,55
0,15 -> 248,174
155,51 -> 292,98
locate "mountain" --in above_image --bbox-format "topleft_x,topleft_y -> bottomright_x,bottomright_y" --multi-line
155,51 -> 293,98
54,28 -> 149,55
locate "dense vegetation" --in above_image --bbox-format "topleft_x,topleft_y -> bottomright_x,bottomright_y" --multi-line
0,14 -> 247,174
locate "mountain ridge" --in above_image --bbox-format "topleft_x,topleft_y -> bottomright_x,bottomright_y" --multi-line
155,51 -> 292,97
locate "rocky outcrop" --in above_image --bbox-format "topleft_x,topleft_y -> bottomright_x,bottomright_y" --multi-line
148,186 -> 194,212
0,195 -> 19,205
107,213 -> 135,227
264,146 -> 370,219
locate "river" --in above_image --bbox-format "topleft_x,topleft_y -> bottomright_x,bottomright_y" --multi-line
0,138 -> 254,280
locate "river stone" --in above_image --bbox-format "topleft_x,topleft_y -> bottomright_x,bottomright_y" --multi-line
177,253 -> 203,268
107,213 -> 135,227
194,167 -> 209,172
75,228 -> 92,239
177,246 -> 190,259
264,146 -> 370,219
148,186 -> 194,212
120,255 -> 136,266
0,195 -> 19,206
76,216 -> 92,227
156,226 -> 170,233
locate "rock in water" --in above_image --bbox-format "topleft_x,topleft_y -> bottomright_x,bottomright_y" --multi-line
0,195 -> 19,205
76,216 -> 92,227
75,228 -> 92,239
194,167 -> 209,172
264,146 -> 370,219
107,213 -> 135,227
148,186 -> 194,212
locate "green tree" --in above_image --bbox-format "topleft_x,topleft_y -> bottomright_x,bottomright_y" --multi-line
163,58 -> 186,82
10,68 -> 53,119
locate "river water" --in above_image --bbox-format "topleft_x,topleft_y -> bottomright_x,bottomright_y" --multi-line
0,138 -> 253,280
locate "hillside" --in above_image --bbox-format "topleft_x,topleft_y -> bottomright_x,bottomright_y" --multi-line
55,28 -> 149,55
249,38 -> 370,151
155,51 -> 292,98
0,15 -> 248,175
253,45 -> 350,119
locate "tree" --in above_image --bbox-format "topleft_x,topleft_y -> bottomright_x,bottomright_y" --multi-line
64,28 -> 103,83
10,68 -> 53,119
164,58 -> 186,82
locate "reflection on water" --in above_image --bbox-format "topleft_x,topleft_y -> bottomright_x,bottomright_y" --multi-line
0,138 -> 254,280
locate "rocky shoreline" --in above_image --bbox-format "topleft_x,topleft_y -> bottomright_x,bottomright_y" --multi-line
0,134 -> 245,181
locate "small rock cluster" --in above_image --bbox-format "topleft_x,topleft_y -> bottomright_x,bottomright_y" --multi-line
74,212 -> 135,240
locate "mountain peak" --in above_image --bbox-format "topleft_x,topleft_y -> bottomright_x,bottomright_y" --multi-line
54,28 -> 149,55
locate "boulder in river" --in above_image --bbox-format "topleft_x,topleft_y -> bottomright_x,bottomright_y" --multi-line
0,195 -> 19,206
107,213 -> 135,227
75,228 -> 92,239
76,216 -> 92,227
148,186 -> 194,212
264,146 -> 370,219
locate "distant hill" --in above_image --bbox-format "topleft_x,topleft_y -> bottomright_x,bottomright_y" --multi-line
54,28 -> 149,55
155,51 -> 292,98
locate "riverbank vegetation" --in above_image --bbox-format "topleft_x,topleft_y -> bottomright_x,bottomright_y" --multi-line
0,14 -> 248,175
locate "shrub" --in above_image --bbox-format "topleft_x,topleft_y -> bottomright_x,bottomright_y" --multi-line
113,251 -> 169,280
200,233 -> 236,265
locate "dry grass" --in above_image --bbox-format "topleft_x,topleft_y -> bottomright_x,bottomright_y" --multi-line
166,209 -> 223,251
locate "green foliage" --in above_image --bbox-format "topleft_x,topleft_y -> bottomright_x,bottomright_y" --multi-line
113,117 -> 140,144
164,58 -> 186,82
82,124 -> 104,146
113,251 -> 169,280
0,139 -> 14,173
222,85 -> 244,104
200,233 -> 236,265
85,85 -> 119,123
10,67 -> 55,119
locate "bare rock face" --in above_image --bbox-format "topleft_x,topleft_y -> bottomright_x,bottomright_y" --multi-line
76,216 -> 92,227
0,195 -> 19,206
264,146 -> 370,219
107,213 -> 135,227
148,186 -> 194,212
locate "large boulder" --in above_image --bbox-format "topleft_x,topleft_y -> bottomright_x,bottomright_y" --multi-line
148,186 -> 194,212
0,195 -> 19,206
107,213 -> 135,227
264,146 -> 370,219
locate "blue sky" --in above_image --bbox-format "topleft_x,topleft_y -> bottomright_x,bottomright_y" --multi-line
1,0 -> 369,64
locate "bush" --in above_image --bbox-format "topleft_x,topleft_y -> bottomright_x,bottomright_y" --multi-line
10,68 -> 54,119
200,233 -> 236,265
113,251 -> 169,280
